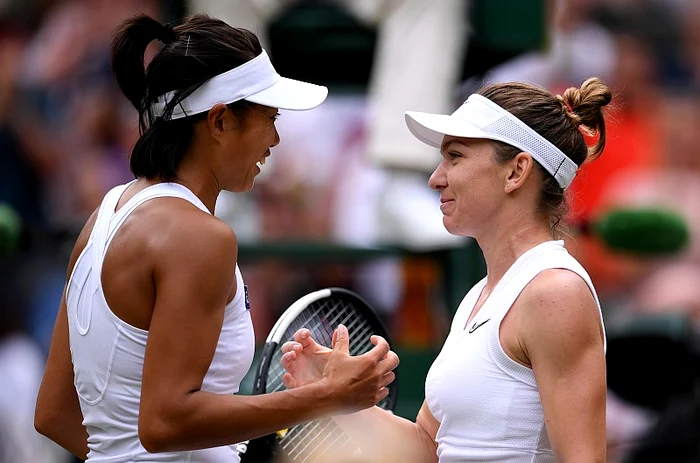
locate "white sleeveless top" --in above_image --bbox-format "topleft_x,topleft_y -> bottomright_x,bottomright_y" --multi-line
65,182 -> 255,462
425,241 -> 605,463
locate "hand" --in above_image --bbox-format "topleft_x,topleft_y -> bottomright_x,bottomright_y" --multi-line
280,328 -> 332,388
282,324 -> 400,413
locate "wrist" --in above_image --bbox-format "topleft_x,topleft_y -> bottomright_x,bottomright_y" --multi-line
301,378 -> 341,415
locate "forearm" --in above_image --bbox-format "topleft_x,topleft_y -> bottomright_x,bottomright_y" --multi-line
333,407 -> 437,463
141,380 -> 342,452
35,407 -> 88,460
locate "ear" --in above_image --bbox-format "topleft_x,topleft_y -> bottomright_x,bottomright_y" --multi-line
504,152 -> 535,193
206,103 -> 236,142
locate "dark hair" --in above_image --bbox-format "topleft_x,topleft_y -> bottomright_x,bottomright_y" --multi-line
111,14 -> 263,181
478,77 -> 612,234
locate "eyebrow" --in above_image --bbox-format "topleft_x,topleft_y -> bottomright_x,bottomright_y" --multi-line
441,140 -> 471,152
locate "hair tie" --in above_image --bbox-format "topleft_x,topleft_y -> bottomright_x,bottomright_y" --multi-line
159,22 -> 176,44
556,94 -> 582,128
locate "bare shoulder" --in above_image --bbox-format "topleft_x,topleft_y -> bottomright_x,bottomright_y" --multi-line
518,269 -> 604,356
134,198 -> 239,275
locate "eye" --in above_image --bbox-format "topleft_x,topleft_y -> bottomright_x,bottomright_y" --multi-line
271,112 -> 281,121
448,151 -> 462,160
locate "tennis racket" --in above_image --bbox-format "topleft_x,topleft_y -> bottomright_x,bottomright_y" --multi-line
239,287 -> 399,463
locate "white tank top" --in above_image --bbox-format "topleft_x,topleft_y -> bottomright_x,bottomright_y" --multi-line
65,182 -> 255,462
425,240 -> 605,463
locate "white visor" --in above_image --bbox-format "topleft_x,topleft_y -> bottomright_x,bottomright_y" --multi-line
405,94 -> 579,189
151,50 -> 328,119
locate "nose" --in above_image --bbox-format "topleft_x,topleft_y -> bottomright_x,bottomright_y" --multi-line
271,125 -> 280,148
428,161 -> 447,191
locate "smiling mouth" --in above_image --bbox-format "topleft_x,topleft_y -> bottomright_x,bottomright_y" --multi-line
256,155 -> 269,169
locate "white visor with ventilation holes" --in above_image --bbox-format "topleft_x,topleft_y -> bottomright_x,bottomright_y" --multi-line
405,94 -> 579,189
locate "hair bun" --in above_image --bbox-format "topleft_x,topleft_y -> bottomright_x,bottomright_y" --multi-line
557,77 -> 612,160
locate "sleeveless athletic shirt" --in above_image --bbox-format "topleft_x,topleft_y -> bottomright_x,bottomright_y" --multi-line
65,182 -> 255,462
424,240 -> 606,463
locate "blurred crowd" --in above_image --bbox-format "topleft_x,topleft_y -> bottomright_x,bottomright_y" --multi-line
1,0 -> 700,462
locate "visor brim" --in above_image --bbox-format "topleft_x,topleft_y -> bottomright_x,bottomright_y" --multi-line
405,111 -> 491,149
245,77 -> 329,111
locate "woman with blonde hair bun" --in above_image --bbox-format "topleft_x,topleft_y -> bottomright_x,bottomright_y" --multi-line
282,77 -> 613,463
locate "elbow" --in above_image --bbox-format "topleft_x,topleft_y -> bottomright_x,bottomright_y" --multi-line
138,412 -> 185,453
138,419 -> 172,453
34,406 -> 60,440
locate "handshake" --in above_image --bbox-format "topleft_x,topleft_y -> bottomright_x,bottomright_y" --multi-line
279,324 -> 400,413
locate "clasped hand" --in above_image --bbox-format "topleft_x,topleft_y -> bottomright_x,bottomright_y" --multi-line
280,324 -> 399,412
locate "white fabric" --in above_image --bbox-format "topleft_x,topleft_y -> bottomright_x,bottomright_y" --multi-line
65,182 -> 255,462
365,0 -> 469,172
405,94 -> 579,189
425,240 -> 606,462
151,50 -> 328,119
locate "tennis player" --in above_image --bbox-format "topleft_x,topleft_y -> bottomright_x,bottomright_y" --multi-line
282,78 -> 611,463
34,14 -> 399,462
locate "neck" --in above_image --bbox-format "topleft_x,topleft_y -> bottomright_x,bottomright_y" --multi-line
170,147 -> 221,214
474,213 -> 554,292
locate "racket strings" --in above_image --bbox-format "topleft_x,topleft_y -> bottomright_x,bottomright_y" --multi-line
267,298 -> 374,392
264,295 -> 389,461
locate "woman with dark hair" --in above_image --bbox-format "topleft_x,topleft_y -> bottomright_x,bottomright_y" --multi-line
34,14 -> 398,463
282,78 -> 612,463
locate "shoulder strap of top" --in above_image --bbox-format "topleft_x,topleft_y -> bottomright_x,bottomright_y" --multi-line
104,182 -> 210,246
89,184 -> 131,290
487,245 -> 606,352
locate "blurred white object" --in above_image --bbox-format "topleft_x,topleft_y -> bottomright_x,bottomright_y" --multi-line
365,0 -> 469,172
215,192 -> 261,244
0,335 -> 71,463
606,391 -> 656,463
485,23 -> 617,88
378,170 -> 467,251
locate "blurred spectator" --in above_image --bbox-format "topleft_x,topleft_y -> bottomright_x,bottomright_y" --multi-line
0,263 -> 70,463
14,0 -> 158,232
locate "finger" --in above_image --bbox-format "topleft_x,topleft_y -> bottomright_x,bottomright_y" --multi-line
283,372 -> 297,389
376,387 -> 389,403
378,351 -> 400,373
281,351 -> 297,370
366,336 -> 390,361
281,341 -> 301,354
293,328 -> 311,344
379,371 -> 396,389
331,324 -> 350,354
331,327 -> 338,349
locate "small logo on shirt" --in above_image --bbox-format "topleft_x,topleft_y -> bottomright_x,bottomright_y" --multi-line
468,318 -> 490,333
244,285 -> 250,311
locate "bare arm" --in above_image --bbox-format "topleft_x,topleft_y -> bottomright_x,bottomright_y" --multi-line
34,212 -> 98,459
330,401 -> 439,463
520,269 -> 607,463
281,329 -> 437,463
138,216 -> 398,452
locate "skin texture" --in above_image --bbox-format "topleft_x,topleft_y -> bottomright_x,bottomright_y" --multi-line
282,135 -> 607,463
34,102 -> 400,457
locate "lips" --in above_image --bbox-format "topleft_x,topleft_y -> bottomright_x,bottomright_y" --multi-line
440,198 -> 455,212
256,152 -> 270,169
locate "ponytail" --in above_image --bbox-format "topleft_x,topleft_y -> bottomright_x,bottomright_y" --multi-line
110,13 -> 262,181
111,15 -> 172,112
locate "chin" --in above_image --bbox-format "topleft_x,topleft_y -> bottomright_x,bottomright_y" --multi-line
442,217 -> 471,238
224,177 -> 256,193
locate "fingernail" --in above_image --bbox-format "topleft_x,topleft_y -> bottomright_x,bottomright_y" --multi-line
338,324 -> 347,335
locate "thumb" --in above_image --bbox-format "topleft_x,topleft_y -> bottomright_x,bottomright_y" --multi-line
331,324 -> 349,354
